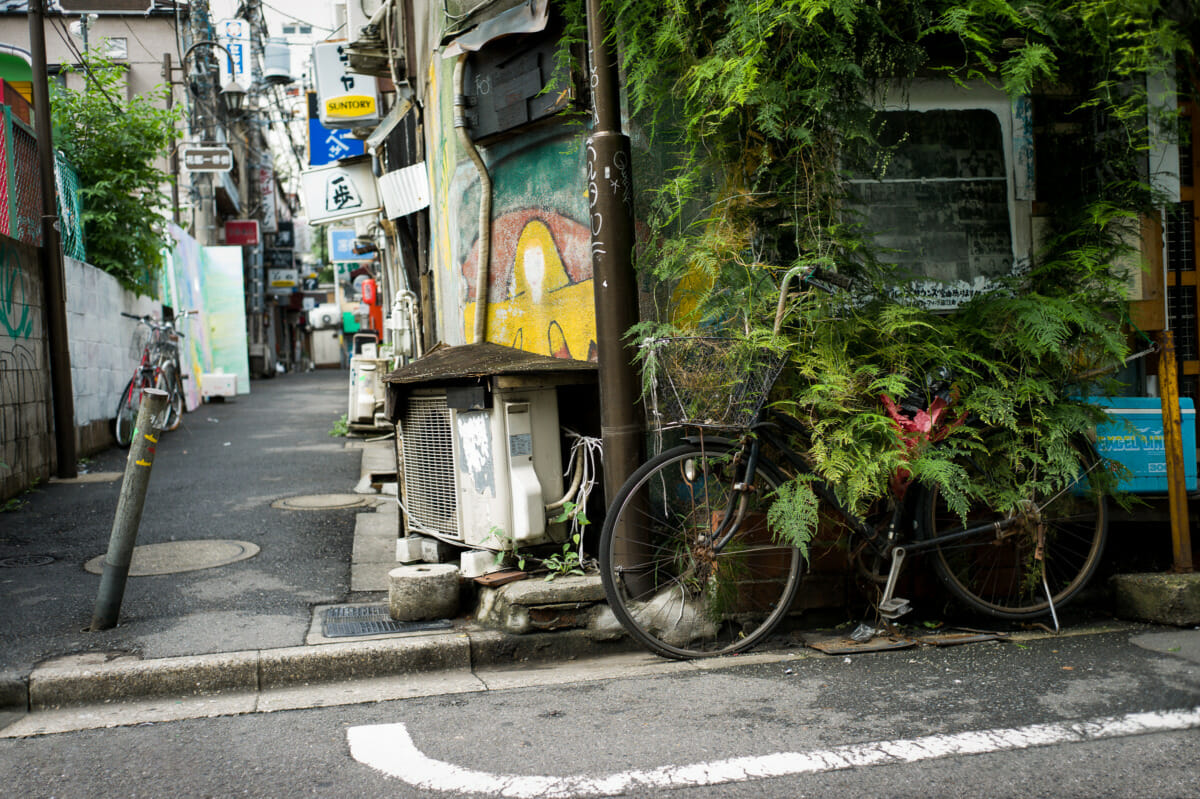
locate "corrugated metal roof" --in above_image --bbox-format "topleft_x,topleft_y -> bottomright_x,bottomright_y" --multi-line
383,342 -> 596,386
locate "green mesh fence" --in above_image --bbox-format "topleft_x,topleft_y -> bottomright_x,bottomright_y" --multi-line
54,152 -> 85,261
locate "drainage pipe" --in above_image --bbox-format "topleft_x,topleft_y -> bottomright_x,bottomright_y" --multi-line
454,54 -> 492,344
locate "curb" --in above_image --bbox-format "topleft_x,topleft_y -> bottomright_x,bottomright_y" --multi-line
14,626 -> 639,713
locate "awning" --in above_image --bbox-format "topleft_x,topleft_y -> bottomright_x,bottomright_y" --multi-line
443,0 -> 549,57
364,88 -> 415,155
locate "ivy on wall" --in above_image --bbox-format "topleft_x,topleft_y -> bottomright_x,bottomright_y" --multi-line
595,0 -> 1198,516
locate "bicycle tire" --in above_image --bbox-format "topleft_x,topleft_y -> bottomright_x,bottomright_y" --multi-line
113,377 -> 143,448
157,362 -> 184,432
600,442 -> 804,659
921,436 -> 1108,619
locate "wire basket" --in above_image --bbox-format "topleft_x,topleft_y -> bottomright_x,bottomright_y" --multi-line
128,325 -> 150,361
643,336 -> 787,430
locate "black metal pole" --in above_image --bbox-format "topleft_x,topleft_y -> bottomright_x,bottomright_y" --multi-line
585,0 -> 643,505
28,0 -> 77,479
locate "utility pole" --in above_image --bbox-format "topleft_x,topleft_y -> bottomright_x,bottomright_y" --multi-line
28,0 -> 77,478
584,0 -> 642,503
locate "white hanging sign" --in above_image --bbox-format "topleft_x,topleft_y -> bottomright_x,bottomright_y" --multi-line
312,42 -> 380,129
300,158 -> 381,223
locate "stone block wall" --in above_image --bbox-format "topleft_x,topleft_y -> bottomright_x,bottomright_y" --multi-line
64,256 -> 157,453
0,234 -> 52,500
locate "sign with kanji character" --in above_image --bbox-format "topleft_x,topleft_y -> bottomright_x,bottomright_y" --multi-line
312,41 -> 379,128
306,91 -> 365,165
300,157 -> 381,223
225,219 -> 260,246
217,18 -> 251,91
180,144 -> 233,172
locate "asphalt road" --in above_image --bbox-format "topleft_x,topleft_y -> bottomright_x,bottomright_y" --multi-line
2,626 -> 1197,798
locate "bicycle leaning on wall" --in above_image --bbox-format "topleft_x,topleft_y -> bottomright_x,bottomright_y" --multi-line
113,311 -> 195,447
599,265 -> 1110,659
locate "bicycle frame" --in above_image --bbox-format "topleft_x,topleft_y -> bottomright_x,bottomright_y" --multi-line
687,406 -> 1103,620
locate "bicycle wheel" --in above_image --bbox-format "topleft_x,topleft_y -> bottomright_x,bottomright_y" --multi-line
113,377 -> 143,448
600,442 -> 804,659
921,437 -> 1107,619
156,362 -> 184,432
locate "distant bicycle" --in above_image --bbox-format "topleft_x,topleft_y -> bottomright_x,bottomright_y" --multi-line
114,311 -> 195,447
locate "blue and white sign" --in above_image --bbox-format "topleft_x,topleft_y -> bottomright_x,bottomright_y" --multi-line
308,118 -> 365,166
328,227 -> 375,263
217,18 -> 252,90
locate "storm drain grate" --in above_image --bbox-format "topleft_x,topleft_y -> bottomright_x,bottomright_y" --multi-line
321,604 -> 453,638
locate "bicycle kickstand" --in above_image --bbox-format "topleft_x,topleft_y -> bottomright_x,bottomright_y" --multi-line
877,546 -> 912,620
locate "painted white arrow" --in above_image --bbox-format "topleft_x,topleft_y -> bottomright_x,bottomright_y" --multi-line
348,705 -> 1200,798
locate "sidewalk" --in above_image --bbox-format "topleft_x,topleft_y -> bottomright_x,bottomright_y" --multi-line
0,370 -> 633,733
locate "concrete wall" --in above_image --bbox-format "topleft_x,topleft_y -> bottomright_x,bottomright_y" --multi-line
0,232 -> 52,500
64,255 -> 157,454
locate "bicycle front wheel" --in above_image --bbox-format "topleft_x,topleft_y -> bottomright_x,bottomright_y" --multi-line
600,442 -> 803,659
114,378 -> 143,448
156,362 -> 184,431
921,437 -> 1108,619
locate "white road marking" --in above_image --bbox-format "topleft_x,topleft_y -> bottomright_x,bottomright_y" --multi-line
347,705 -> 1200,797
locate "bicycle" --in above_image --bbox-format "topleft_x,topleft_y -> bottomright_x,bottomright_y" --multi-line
114,311 -> 195,447
599,266 -> 1109,659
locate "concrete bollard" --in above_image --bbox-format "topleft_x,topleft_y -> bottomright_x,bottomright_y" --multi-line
91,388 -> 169,631
389,563 -> 459,621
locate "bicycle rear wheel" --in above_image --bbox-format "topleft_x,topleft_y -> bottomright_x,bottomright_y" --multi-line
921,437 -> 1107,619
600,442 -> 803,659
113,377 -> 143,448
156,362 -> 184,431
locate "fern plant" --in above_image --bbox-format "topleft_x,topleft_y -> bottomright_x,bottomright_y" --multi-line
597,0 -> 1193,540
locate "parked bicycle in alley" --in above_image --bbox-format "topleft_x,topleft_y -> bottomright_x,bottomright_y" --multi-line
114,311 -> 196,447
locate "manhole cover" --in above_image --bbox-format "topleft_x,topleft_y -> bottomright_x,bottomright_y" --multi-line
0,555 -> 55,568
322,604 -> 452,638
84,540 -> 260,576
272,494 -> 379,511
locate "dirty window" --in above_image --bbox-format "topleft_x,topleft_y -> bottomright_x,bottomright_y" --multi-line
847,109 -> 1013,308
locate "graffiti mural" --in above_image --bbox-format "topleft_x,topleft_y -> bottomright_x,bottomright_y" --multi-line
440,115 -> 596,360
462,210 -> 596,360
0,239 -> 33,339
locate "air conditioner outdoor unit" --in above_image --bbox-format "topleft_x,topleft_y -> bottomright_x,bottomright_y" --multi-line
398,386 -> 564,549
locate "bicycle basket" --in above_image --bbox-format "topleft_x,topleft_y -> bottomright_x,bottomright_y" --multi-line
642,336 -> 787,430
128,325 -> 150,361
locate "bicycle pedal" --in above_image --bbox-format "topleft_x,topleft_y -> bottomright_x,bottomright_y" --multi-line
878,597 -> 912,620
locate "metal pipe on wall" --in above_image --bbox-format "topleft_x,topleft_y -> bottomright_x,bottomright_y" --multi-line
453,54 -> 492,345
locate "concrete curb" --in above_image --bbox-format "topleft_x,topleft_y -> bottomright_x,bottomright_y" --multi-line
14,626 -> 639,713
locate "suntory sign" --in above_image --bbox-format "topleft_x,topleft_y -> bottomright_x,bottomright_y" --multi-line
313,42 -> 380,129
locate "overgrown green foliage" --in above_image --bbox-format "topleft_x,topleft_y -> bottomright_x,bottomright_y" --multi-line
51,53 -> 183,295
605,1 -> 1196,525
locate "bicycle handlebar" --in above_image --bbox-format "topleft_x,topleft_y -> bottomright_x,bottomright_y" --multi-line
772,265 -> 853,335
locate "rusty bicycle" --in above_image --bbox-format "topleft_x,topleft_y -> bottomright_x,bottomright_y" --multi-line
599,266 -> 1109,659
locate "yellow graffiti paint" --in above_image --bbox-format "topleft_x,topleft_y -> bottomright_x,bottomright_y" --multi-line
465,220 -> 596,359
145,434 -> 158,444
136,459 -> 151,467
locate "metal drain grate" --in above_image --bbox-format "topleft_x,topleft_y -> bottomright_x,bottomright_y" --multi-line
321,604 -> 453,638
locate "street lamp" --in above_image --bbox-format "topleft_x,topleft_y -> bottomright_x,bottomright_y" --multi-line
183,40 -> 245,116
